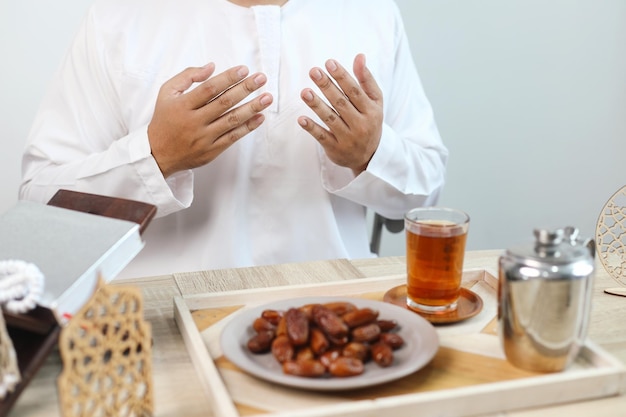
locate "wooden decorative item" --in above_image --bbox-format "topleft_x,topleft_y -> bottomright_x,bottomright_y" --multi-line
57,280 -> 153,417
0,312 -> 20,400
596,185 -> 626,286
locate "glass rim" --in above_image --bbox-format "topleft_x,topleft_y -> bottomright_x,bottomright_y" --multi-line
404,206 -> 470,225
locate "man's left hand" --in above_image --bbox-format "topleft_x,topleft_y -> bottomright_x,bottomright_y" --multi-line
298,54 -> 383,176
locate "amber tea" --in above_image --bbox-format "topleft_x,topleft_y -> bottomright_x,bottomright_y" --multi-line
404,208 -> 469,313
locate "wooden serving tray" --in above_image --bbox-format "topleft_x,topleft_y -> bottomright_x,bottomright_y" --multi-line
173,269 -> 626,417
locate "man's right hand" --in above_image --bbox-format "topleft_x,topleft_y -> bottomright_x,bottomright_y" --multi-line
147,63 -> 273,178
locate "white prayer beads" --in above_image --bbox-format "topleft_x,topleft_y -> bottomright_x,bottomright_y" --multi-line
0,260 -> 44,314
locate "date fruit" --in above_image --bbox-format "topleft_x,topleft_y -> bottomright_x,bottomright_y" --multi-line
283,359 -> 326,377
285,307 -> 309,346
328,357 -> 365,377
371,342 -> 394,367
351,323 -> 381,343
342,308 -> 379,328
271,334 -> 295,363
247,330 -> 275,353
312,305 -> 349,338
246,300 -> 404,379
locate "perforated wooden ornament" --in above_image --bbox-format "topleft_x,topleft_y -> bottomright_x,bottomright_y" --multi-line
0,310 -> 20,399
57,280 -> 153,417
596,185 -> 626,286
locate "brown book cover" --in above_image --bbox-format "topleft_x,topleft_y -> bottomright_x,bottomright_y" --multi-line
47,189 -> 156,235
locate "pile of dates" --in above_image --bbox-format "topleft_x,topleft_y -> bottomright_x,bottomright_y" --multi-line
246,301 -> 405,378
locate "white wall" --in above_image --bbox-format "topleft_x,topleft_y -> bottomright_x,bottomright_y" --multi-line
0,1 -> 92,215
377,0 -> 626,256
2,1 -> 625,257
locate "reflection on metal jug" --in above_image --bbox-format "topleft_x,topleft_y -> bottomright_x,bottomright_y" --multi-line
498,227 -> 595,372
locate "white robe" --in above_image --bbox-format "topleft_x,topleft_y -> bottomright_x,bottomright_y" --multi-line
20,0 -> 448,279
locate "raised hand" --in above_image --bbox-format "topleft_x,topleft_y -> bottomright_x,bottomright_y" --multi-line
148,63 -> 273,178
298,54 -> 383,175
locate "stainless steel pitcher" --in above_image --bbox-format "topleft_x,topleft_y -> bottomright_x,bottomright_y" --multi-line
498,227 -> 595,372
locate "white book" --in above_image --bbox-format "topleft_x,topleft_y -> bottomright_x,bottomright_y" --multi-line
0,200 -> 144,325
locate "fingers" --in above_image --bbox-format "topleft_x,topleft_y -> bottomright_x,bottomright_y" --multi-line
198,72 -> 269,121
185,65 -> 253,109
214,113 -> 266,148
209,92 -> 273,139
300,86 -> 346,137
178,64 -> 273,137
299,55 -> 383,175
308,58 -> 370,115
297,115 -> 336,145
352,54 -> 383,105
302,55 -> 382,129
166,63 -> 268,115
149,63 -> 273,178
160,63 -> 216,95
307,63 -> 356,123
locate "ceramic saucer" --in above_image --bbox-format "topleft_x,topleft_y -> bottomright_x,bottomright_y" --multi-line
383,285 -> 483,324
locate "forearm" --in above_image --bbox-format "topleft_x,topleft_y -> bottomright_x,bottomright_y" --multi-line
19,129 -> 193,217
321,123 -> 447,219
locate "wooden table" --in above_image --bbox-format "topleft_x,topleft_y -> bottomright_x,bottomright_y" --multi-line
8,250 -> 626,416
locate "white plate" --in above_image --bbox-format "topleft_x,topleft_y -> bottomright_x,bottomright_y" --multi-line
219,296 -> 439,391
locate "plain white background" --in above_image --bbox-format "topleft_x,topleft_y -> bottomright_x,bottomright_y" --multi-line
1,1 -> 625,257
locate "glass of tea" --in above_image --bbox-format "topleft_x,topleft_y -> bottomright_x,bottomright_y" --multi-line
404,207 -> 470,313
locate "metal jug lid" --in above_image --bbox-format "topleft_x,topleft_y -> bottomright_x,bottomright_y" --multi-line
502,227 -> 595,280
